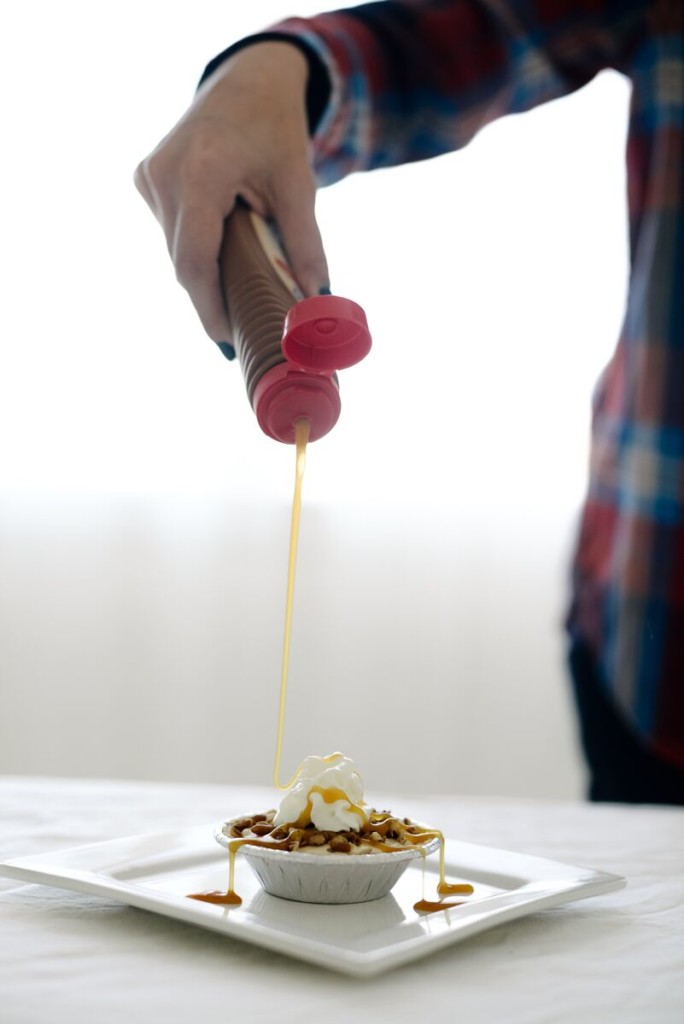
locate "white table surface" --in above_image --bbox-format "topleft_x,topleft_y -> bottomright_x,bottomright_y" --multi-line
1,777 -> 682,1023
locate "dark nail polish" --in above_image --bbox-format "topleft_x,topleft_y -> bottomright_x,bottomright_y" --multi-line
217,342 -> 236,361
318,286 -> 332,295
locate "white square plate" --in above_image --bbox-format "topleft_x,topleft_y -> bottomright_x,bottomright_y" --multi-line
0,826 -> 625,977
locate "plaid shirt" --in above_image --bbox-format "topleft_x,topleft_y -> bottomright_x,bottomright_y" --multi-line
207,1 -> 684,768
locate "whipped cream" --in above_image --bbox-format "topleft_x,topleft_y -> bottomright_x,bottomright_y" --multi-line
274,753 -> 369,832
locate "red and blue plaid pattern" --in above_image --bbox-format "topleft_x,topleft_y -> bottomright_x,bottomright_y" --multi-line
266,0 -> 684,768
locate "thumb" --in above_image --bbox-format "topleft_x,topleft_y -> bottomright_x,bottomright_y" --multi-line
272,177 -> 330,297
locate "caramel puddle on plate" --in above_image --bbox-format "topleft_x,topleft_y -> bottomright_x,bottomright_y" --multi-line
187,838 -> 245,907
188,836 -> 294,907
411,836 -> 475,915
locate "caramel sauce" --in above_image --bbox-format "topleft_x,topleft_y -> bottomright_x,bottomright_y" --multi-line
424,830 -> 474,897
188,835 -> 292,907
273,418 -> 310,791
413,899 -> 465,915
188,824 -> 475,911
293,785 -> 367,829
188,889 -> 242,906
187,420 -> 476,915
409,834 -> 474,913
188,425 -> 313,908
437,881 -> 474,896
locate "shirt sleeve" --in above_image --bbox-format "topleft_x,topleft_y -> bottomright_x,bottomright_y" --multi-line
260,0 -> 647,185
197,1 -> 682,772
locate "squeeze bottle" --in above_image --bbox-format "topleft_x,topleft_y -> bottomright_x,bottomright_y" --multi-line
220,205 -> 371,443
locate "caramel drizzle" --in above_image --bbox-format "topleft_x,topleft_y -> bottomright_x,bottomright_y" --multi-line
293,784 -> 367,829
188,821 -> 474,910
413,899 -> 466,915
188,836 -> 292,906
273,418 -> 310,791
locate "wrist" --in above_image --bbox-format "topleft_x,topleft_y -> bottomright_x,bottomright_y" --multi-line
198,33 -> 332,134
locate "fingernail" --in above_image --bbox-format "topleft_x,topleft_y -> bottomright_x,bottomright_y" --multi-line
318,286 -> 332,295
216,342 -> 236,361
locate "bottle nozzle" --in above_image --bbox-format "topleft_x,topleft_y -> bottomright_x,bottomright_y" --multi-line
253,363 -> 342,444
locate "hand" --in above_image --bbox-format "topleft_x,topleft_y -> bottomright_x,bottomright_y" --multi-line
134,41 -> 330,346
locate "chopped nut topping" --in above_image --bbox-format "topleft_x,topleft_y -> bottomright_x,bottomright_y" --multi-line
251,822 -> 275,837
329,836 -> 352,853
226,810 -> 433,854
306,832 -> 327,846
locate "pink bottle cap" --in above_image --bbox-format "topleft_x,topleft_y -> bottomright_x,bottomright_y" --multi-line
253,295 -> 371,443
281,295 -> 372,371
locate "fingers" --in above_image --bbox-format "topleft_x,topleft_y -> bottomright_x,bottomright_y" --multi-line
273,171 -> 330,298
168,170 -> 328,347
133,161 -> 155,211
132,39 -> 328,348
134,154 -> 234,345
171,202 -> 233,343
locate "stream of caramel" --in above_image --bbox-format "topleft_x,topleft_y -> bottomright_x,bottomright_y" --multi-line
189,419 -> 311,908
273,417 -> 310,791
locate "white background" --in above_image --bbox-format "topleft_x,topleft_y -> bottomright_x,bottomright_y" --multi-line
0,2 -> 631,798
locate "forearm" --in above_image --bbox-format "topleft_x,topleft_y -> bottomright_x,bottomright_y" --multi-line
202,0 -> 648,185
